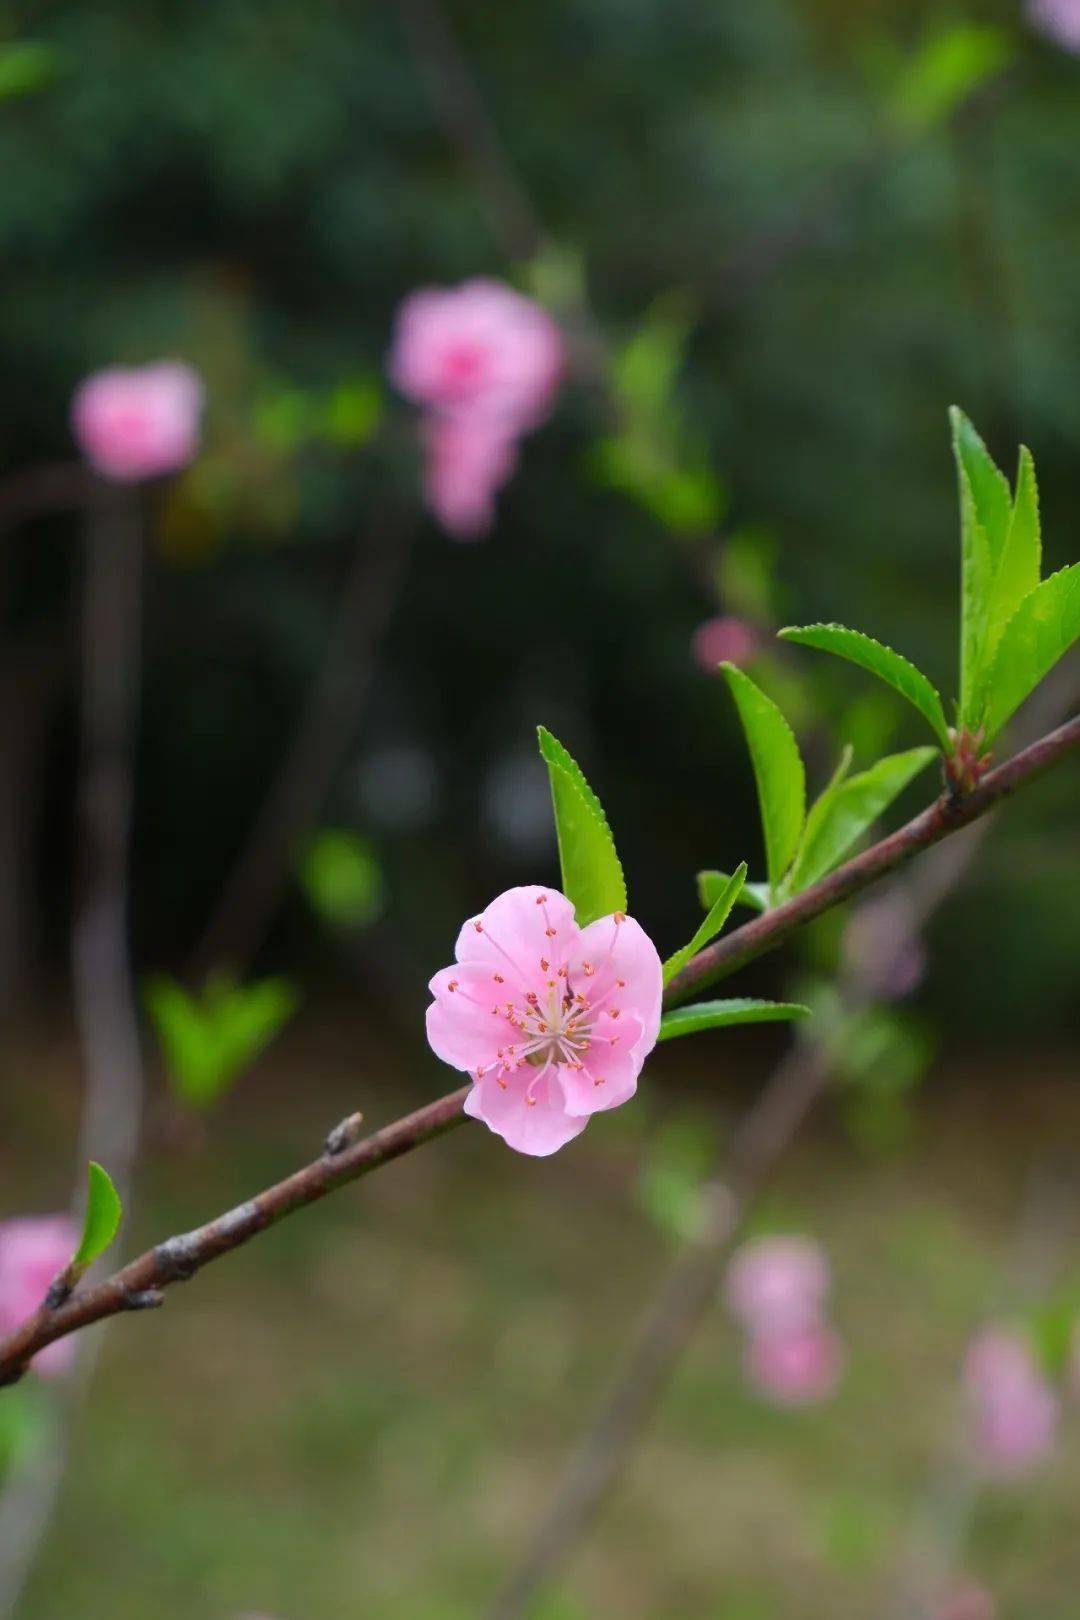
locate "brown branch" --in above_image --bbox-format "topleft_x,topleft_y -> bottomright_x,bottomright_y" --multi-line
0,713 -> 1075,1385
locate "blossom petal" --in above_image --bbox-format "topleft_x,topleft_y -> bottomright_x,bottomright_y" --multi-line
564,912 -> 662,1072
556,1013 -> 644,1117
454,885 -> 578,992
425,965 -> 516,1074
464,1062 -> 588,1157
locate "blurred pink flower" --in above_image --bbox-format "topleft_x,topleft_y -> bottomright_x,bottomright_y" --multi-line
1027,0 -> 1080,51
691,615 -> 761,673
427,885 -> 662,1156
964,1329 -> 1058,1478
71,362 -> 204,482
744,1322 -> 845,1406
725,1235 -> 831,1335
0,1215 -> 78,1377
389,279 -> 563,430
935,1583 -> 996,1620
422,415 -> 518,540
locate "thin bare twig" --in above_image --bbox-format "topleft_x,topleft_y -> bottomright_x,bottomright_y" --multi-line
394,0 -> 545,265
187,511 -> 415,984
0,713 -> 1074,1385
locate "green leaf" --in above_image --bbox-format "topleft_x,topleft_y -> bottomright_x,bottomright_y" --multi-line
983,564 -> 1080,740
952,408 -> 1012,725
658,999 -> 810,1042
720,665 -> 805,896
951,406 -> 1012,570
299,829 -> 384,930
663,863 -> 746,986
0,41 -> 62,101
146,974 -> 300,1109
786,747 -> 937,894
779,625 -> 951,751
888,24 -> 1013,135
610,291 -> 695,418
73,1162 -> 122,1270
537,727 -> 627,928
986,446 -> 1042,667
697,869 -> 770,914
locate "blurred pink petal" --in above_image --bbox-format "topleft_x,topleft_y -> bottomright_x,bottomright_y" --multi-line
744,1322 -> 845,1406
1027,0 -> 1080,50
964,1329 -> 1058,1478
935,1583 -> 997,1620
427,885 -> 662,1155
389,279 -> 563,430
71,362 -> 204,482
724,1234 -> 831,1335
422,415 -> 518,539
0,1214 -> 79,1378
691,615 -> 762,673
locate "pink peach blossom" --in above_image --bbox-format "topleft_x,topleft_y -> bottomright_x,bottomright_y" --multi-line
427,885 -> 662,1156
724,1235 -> 831,1335
1027,0 -> 1080,50
389,279 -> 563,430
744,1322 -> 845,1406
691,615 -> 762,673
71,361 -> 203,482
422,415 -> 518,540
0,1215 -> 79,1377
964,1329 -> 1058,1478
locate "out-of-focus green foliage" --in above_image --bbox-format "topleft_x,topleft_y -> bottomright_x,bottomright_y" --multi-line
590,294 -> 725,536
0,39 -> 62,101
299,829 -> 385,931
884,22 -> 1014,136
145,974 -> 299,1109
637,1110 -> 717,1240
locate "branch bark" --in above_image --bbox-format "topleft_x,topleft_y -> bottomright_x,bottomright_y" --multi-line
0,713 -> 1075,1385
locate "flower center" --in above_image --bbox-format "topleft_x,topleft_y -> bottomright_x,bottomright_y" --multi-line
521,980 -> 591,1067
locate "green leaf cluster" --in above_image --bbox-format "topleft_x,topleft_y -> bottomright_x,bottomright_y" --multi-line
712,665 -> 935,909
781,411 -> 1079,752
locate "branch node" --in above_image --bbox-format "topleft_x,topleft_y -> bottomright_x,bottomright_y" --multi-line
324,1111 -> 365,1157
154,1232 -> 202,1281
123,1288 -> 165,1312
44,1277 -> 74,1311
